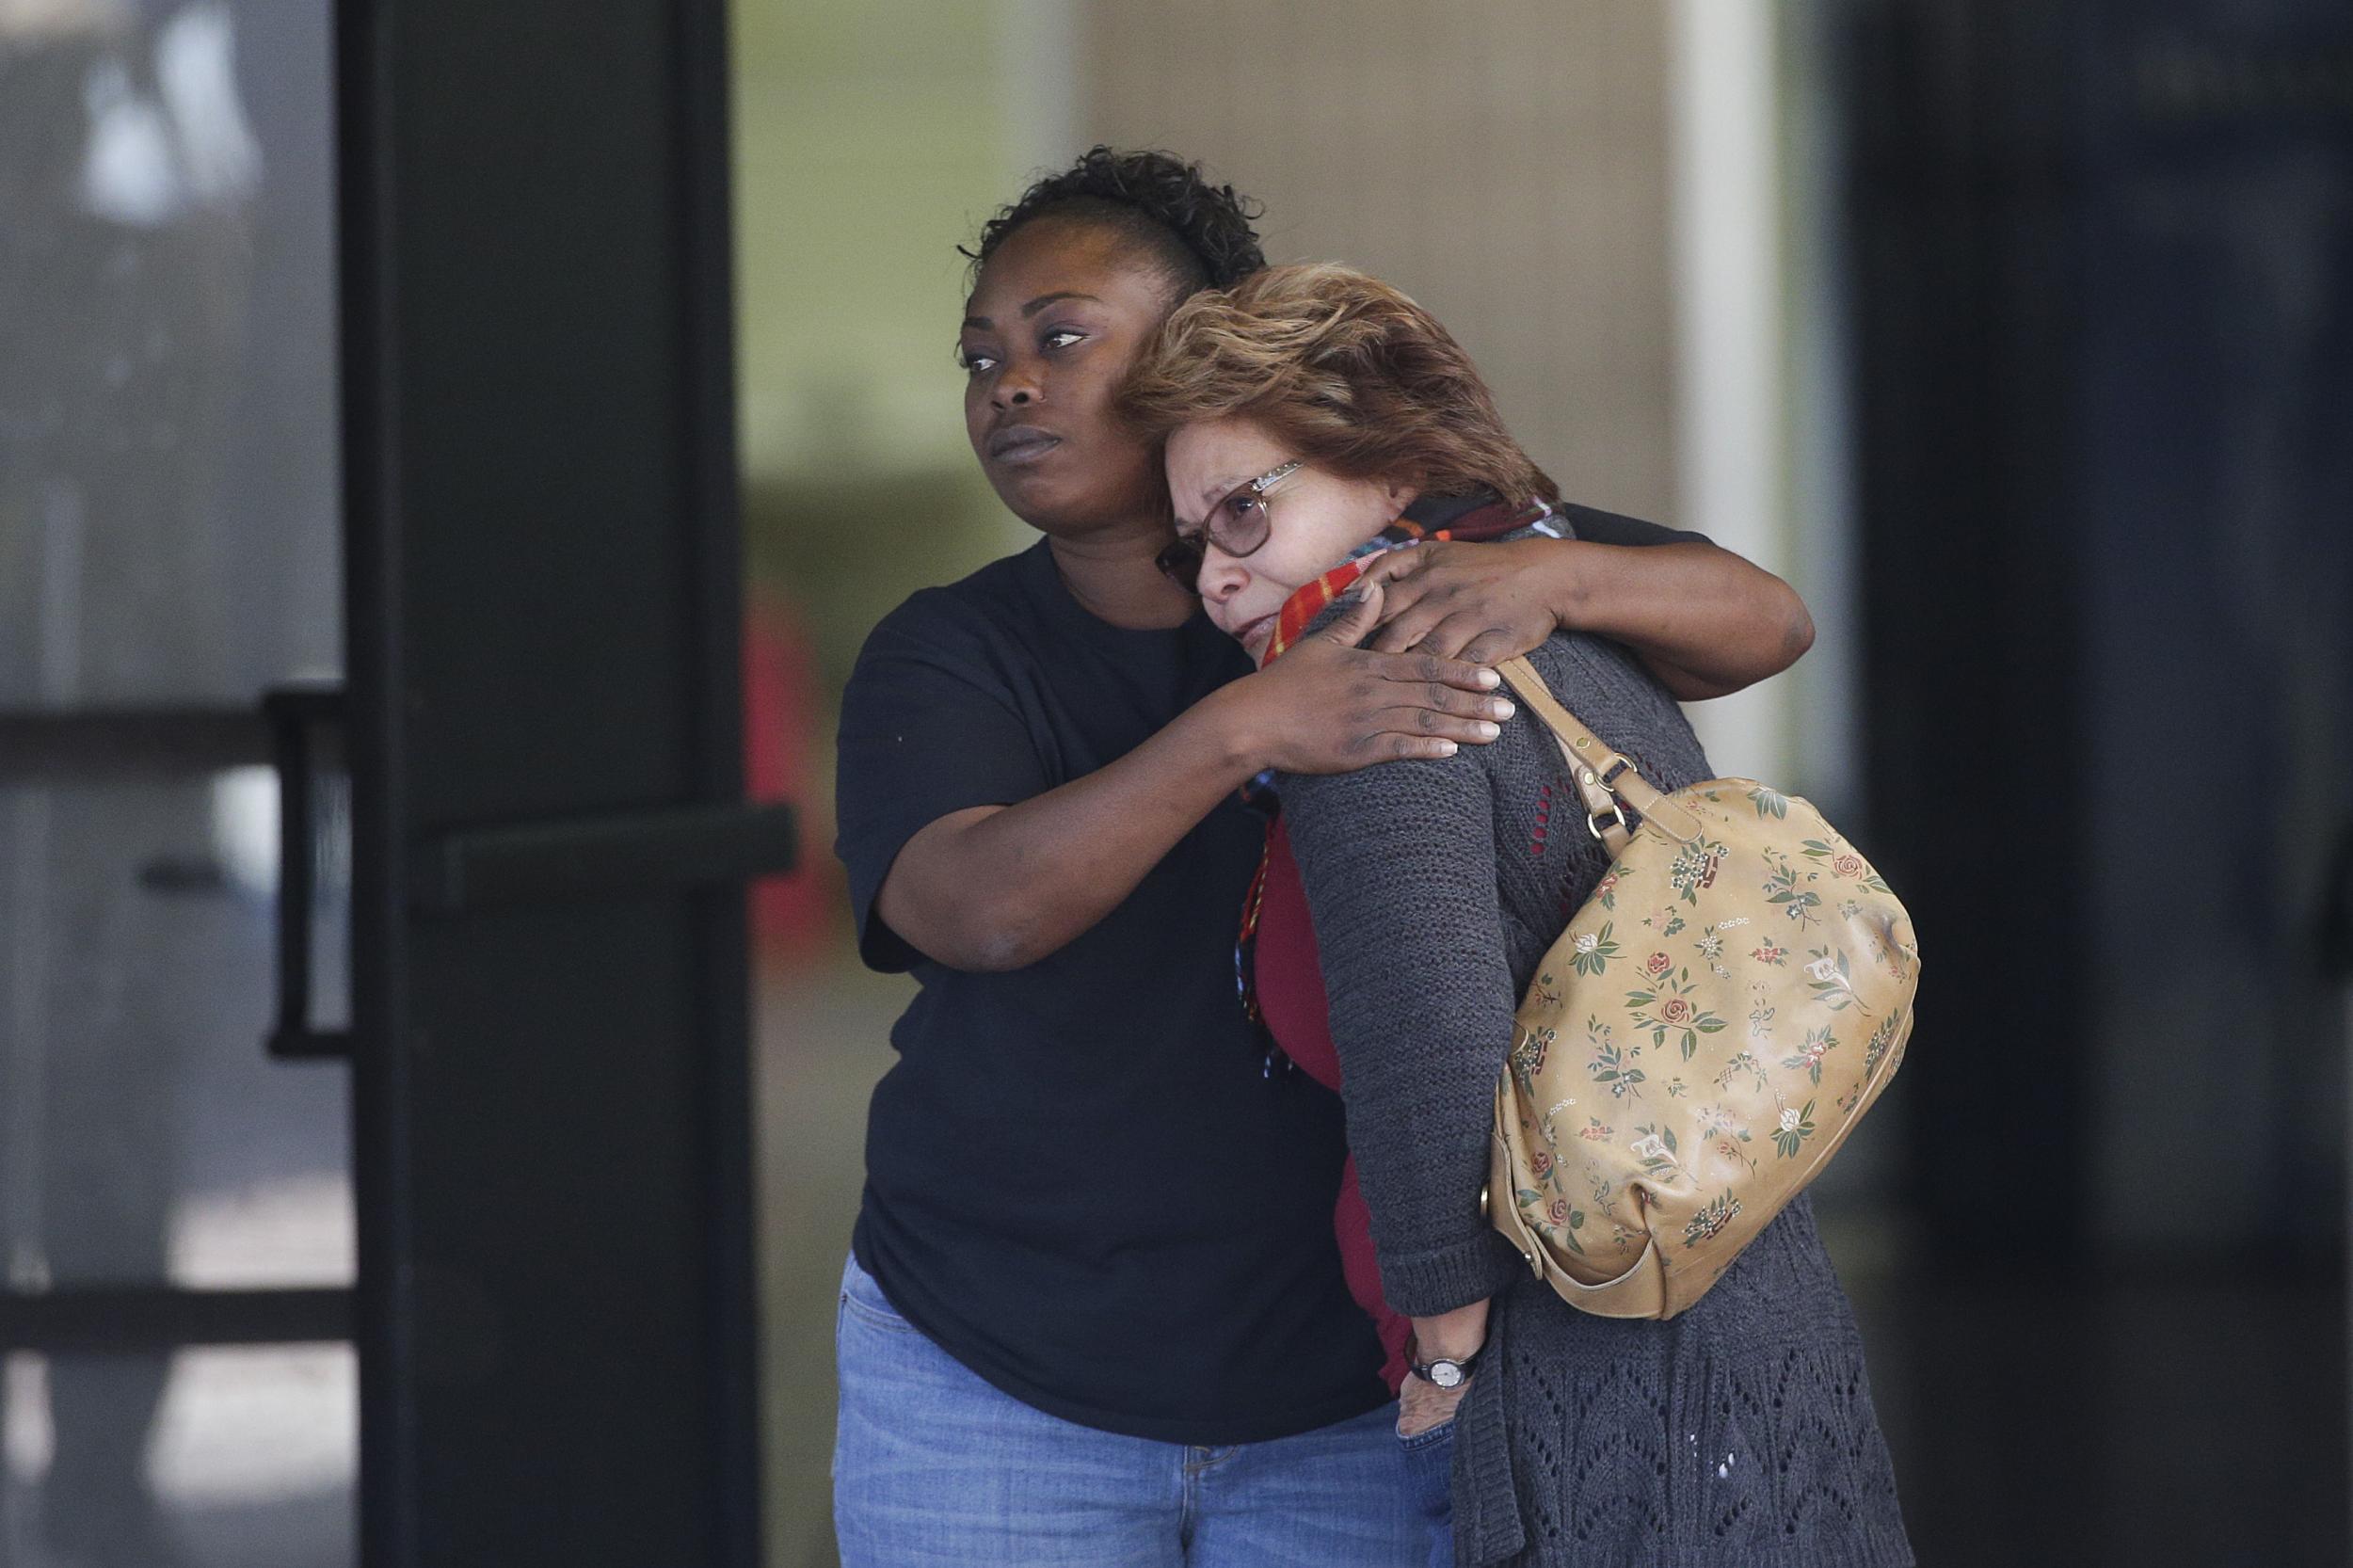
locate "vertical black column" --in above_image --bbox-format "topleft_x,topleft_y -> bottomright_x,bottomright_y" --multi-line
1844,0 -> 2090,1260
338,0 -> 760,1562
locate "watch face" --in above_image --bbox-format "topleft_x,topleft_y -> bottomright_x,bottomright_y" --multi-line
1430,1361 -> 1464,1389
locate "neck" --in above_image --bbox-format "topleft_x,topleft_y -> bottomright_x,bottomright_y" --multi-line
1047,518 -> 1198,631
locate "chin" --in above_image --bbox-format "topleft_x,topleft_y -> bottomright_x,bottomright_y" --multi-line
985,468 -> 1075,532
992,469 -> 1129,537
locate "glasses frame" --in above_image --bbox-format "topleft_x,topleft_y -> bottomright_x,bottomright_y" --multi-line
1156,459 -> 1305,590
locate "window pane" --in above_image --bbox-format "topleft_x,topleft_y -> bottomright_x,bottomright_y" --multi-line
0,778 -> 353,1290
4,1346 -> 355,1568
0,2 -> 349,1294
0,0 -> 341,709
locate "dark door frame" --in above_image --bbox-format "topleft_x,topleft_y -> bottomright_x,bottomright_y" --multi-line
339,0 -> 763,1561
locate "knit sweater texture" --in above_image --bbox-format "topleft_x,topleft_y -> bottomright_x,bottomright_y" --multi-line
1280,624 -> 1913,1568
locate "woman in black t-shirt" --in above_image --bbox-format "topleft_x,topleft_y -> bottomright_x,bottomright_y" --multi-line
830,149 -> 1817,1568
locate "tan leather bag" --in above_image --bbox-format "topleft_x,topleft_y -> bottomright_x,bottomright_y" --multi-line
1484,657 -> 1919,1320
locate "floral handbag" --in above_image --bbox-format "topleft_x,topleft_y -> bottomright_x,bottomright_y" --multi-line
1484,657 -> 1919,1320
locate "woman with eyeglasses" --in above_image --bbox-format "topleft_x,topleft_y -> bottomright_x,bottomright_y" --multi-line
1120,263 -> 1912,1568
829,151 -> 1819,1568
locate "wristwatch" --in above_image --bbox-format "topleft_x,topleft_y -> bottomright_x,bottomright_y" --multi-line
1407,1339 -> 1486,1390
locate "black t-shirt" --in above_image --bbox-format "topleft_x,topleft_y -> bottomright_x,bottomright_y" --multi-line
834,508 -> 1700,1445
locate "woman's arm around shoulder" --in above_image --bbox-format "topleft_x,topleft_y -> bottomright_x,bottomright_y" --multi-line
1358,519 -> 1813,699
857,592 -> 1514,973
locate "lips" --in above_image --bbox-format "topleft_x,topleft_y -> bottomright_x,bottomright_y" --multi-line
987,424 -> 1063,465
1231,612 -> 1276,655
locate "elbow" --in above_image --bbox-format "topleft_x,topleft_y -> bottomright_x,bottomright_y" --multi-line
964,926 -> 1043,973
887,890 -> 1047,973
1719,578 -> 1816,694
1778,587 -> 1817,669
938,897 -> 1052,972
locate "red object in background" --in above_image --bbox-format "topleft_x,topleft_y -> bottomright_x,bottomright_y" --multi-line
742,590 -> 836,969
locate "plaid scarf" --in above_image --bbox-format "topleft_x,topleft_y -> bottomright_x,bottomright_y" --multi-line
1235,492 -> 1561,1077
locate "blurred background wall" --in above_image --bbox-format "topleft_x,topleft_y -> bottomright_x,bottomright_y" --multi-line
734,2 -> 2352,1565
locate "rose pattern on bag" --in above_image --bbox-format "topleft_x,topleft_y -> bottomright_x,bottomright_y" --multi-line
1772,1098 -> 1818,1160
1683,1192 -> 1743,1248
1695,1102 -> 1759,1176
1759,846 -> 1823,929
1862,1010 -> 1902,1078
1783,1024 -> 1838,1085
1801,836 -> 1892,893
1803,947 -> 1870,1013
1693,918 -> 1744,979
1627,1125 -> 1691,1186
1624,961 -> 1729,1061
1569,922 -> 1620,977
1667,837 -> 1729,904
1513,1169 -> 1589,1257
1714,1048 -> 1772,1095
1496,773 -> 1918,1313
1585,1016 -> 1645,1099
1509,1023 -> 1555,1096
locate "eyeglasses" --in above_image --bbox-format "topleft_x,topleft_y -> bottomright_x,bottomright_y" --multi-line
1155,459 -> 1305,591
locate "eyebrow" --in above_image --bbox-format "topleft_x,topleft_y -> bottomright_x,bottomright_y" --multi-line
1172,473 -> 1250,528
962,291 -> 1105,329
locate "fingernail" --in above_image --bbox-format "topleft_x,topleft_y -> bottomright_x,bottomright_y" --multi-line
1476,669 -> 1501,688
1492,700 -> 1517,720
1437,741 -> 1459,756
1475,722 -> 1501,739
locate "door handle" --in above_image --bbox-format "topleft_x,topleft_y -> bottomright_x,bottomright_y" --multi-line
411,802 -> 797,918
262,683 -> 352,1061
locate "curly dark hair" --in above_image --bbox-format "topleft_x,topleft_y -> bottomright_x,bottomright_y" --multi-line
961,146 -> 1267,299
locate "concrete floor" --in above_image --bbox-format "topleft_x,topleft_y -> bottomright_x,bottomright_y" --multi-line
755,957 -> 910,1568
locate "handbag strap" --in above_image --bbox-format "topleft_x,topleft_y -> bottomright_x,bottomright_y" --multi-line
1496,656 -> 1701,847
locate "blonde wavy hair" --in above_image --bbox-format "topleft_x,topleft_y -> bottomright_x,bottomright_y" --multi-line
1119,262 -> 1558,506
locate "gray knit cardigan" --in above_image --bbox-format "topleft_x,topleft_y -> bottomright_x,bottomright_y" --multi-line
1280,625 -> 1913,1568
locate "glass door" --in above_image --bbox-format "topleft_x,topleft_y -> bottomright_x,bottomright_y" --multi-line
0,4 -> 354,1565
4,0 -> 769,1563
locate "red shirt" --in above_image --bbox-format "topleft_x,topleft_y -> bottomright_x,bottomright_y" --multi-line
1252,819 -> 1414,1394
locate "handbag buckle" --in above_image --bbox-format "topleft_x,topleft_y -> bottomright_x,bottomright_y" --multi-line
1587,801 -> 1628,840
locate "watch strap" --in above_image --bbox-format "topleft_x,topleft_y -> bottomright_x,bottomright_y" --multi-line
1407,1338 -> 1486,1386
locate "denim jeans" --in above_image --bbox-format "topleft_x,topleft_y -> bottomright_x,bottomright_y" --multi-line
832,1253 -> 1452,1568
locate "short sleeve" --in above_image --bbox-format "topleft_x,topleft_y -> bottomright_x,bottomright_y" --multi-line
833,591 -> 1052,972
1552,502 -> 1710,549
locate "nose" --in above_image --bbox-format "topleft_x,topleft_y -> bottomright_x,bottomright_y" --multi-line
1198,552 -> 1248,606
990,360 -> 1042,410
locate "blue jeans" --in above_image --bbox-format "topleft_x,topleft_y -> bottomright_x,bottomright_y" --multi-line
832,1254 -> 1453,1568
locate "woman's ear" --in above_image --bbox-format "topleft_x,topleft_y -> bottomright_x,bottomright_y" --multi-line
1383,477 -> 1419,512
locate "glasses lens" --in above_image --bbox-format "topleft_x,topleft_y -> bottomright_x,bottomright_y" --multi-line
1156,536 -> 1205,590
1208,487 -> 1273,558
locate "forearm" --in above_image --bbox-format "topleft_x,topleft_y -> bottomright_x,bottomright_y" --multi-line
874,684 -> 1263,972
1283,765 -> 1526,1317
1555,541 -> 1813,700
